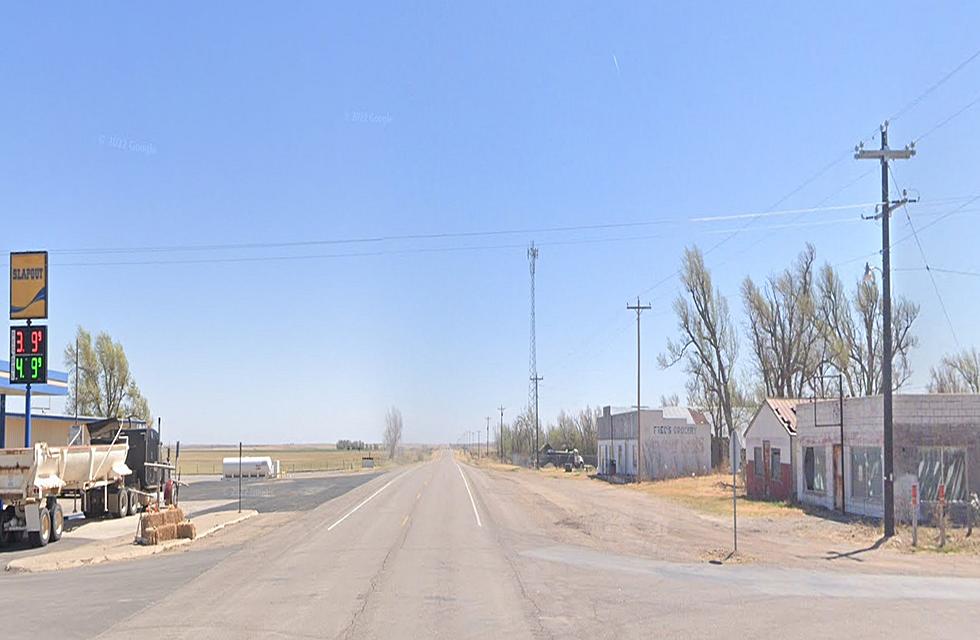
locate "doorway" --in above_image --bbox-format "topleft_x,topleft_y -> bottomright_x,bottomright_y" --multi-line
833,444 -> 844,511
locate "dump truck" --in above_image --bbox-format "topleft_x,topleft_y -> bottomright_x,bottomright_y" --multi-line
88,421 -> 173,512
0,441 -> 131,547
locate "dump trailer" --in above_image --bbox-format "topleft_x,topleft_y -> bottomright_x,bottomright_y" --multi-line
89,428 -> 174,504
0,441 -> 131,548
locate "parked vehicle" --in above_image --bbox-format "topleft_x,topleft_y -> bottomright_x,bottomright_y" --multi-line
0,441 -> 131,547
89,421 -> 173,510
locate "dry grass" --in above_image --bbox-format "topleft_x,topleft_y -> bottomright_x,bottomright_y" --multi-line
176,445 -> 388,476
628,472 -> 804,519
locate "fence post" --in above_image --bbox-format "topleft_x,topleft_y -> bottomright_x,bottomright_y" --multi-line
938,483 -> 946,549
911,483 -> 918,547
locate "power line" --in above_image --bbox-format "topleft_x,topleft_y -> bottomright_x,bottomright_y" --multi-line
889,44 -> 980,123
7,201 -> 881,259
888,164 -> 960,348
913,90 -> 980,144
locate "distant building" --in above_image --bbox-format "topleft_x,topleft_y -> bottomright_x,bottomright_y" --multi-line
597,406 -> 711,480
795,394 -> 980,522
743,399 -> 802,501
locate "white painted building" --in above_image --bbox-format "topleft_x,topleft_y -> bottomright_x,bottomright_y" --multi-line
597,406 -> 711,480
743,399 -> 801,501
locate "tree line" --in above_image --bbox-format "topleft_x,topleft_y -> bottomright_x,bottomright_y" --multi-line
657,242 -> 974,438
497,406 -> 598,457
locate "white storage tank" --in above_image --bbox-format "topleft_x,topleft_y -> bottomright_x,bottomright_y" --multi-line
222,456 -> 274,478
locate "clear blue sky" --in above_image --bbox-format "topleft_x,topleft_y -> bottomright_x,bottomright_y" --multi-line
2,3 -> 979,444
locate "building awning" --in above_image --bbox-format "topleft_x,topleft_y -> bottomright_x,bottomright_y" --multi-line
0,360 -> 69,397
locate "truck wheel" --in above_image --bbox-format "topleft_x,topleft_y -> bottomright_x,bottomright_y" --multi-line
49,502 -> 64,542
28,508 -> 51,548
0,506 -> 15,546
115,489 -> 129,518
129,490 -> 141,515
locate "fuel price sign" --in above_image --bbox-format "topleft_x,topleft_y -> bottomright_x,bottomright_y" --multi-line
9,325 -> 47,384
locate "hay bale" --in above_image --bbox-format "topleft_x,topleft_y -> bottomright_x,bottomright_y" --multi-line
164,507 -> 185,526
176,521 -> 197,540
141,511 -> 165,530
140,526 -> 160,545
155,523 -> 178,542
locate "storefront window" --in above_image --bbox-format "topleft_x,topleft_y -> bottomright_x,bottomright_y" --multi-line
804,446 -> 826,493
850,446 -> 883,501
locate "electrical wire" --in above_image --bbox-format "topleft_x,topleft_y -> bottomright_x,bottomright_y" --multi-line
889,44 -> 980,123
888,164 -> 960,348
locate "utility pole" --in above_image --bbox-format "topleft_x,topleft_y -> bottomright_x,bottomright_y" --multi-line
532,375 -> 543,468
485,416 -> 491,458
497,406 -> 505,461
855,121 -> 915,537
627,297 -> 651,483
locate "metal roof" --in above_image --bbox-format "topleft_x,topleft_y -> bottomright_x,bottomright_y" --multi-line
764,398 -> 803,434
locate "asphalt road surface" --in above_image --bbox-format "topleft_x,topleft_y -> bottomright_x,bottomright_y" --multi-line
3,451 -> 978,639
180,469 -> 385,514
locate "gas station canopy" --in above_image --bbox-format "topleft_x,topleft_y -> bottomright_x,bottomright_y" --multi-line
0,360 -> 68,396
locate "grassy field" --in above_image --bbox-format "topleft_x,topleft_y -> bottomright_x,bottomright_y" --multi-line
176,446 -> 388,476
629,472 -> 805,518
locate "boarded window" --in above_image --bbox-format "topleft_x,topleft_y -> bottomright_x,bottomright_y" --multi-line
770,448 -> 781,480
754,447 -> 764,477
917,447 -> 968,502
804,447 -> 826,493
850,446 -> 883,501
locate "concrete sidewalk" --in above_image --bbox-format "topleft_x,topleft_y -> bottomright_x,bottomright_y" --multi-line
5,509 -> 257,573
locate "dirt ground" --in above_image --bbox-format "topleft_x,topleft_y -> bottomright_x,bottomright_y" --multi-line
465,457 -> 980,577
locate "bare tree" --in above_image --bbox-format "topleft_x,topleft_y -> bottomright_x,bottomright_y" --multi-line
928,348 -> 980,393
815,264 -> 919,396
659,246 -> 739,439
576,407 -> 598,456
659,393 -> 680,407
383,407 -> 403,459
742,244 -> 824,398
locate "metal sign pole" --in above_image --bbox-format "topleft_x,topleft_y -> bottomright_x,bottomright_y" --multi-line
24,319 -> 32,446
732,435 -> 738,554
238,441 -> 243,513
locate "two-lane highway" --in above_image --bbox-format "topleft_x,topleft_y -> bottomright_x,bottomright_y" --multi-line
97,451 -> 539,639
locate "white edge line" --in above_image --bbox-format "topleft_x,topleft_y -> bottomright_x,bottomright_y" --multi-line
327,470 -> 407,531
455,462 -> 482,527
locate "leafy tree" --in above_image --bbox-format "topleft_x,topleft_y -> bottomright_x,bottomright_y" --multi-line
815,264 -> 919,396
64,327 -> 150,422
928,348 -> 980,393
659,246 -> 739,439
742,244 -> 824,398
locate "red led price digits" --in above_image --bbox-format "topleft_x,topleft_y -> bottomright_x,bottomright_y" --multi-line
31,329 -> 43,353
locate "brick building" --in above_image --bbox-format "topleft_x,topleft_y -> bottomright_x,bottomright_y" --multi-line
795,394 -> 980,521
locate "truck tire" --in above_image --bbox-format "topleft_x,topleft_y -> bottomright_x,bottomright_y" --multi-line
0,506 -> 15,546
129,489 -> 141,515
28,507 -> 51,548
49,502 -> 64,542
114,489 -> 129,518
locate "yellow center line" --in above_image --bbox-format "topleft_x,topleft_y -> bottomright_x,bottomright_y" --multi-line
401,515 -> 409,527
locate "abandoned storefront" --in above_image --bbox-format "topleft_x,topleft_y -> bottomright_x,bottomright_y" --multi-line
795,394 -> 980,521
597,405 -> 711,481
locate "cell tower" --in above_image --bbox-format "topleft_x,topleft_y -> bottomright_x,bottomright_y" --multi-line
527,242 -> 542,468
